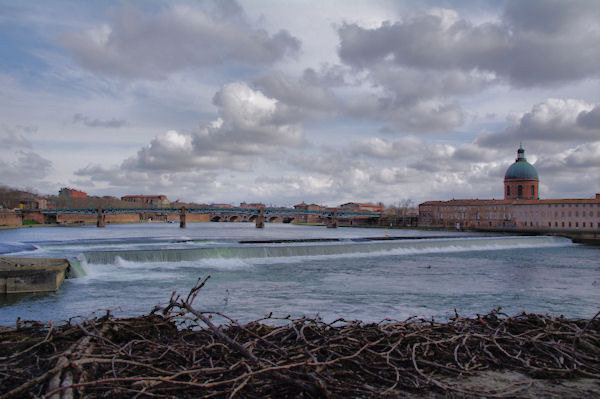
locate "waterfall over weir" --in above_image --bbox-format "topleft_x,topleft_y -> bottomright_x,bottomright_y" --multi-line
81,235 -> 571,265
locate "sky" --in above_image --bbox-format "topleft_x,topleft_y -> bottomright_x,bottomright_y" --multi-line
1,0 -> 599,207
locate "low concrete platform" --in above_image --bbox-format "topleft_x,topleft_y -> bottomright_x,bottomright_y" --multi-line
0,257 -> 70,294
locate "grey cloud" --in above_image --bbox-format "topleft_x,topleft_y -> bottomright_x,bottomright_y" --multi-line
62,2 -> 301,79
257,64 -> 467,134
475,99 -> 600,149
577,105 -> 600,130
537,142 -> 600,173
1,124 -> 37,149
2,132 -> 32,149
503,0 -> 597,34
337,2 -> 600,87
301,66 -> 348,88
351,136 -> 424,159
0,152 -> 53,185
289,151 -> 356,175
345,94 -> 464,133
254,71 -> 338,113
73,113 -> 127,128
369,65 -> 492,103
75,164 -> 218,196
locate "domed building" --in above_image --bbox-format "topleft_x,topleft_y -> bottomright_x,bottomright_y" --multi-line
504,145 -> 539,200
419,145 -> 600,234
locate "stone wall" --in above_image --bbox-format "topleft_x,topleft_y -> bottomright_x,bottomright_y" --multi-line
0,257 -> 69,294
106,213 -> 141,224
56,213 -> 97,224
0,210 -> 21,227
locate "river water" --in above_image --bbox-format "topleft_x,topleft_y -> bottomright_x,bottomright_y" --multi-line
1,223 -> 599,325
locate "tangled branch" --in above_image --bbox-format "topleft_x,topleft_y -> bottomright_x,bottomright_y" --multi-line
1,276 -> 599,398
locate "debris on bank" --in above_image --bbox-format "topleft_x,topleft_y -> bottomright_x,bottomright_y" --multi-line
1,277 -> 599,398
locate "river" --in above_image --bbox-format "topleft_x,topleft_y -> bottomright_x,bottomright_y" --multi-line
1,223 -> 599,325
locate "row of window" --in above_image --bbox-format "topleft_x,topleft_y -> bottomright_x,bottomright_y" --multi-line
507,185 -> 535,197
549,221 -> 599,229
522,221 -> 600,229
548,203 -> 600,208
521,211 -> 600,218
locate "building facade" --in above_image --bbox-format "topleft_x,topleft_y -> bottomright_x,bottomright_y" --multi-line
419,147 -> 600,233
121,195 -> 170,207
59,188 -> 87,198
293,202 -> 325,224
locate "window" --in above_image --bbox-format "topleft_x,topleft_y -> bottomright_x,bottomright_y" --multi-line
583,222 -> 586,227
518,185 -> 523,197
562,222 -> 565,227
506,186 -> 510,196
555,221 -> 558,227
576,222 -> 579,228
548,222 -> 551,227
531,185 -> 535,196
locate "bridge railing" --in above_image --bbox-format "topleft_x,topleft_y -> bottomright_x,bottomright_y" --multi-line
42,206 -> 381,218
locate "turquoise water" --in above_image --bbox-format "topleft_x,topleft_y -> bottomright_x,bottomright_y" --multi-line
1,223 -> 598,325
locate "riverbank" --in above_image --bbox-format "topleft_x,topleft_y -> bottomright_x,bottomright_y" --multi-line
2,284 -> 598,398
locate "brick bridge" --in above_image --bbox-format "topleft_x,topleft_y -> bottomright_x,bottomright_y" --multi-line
36,206 -> 381,228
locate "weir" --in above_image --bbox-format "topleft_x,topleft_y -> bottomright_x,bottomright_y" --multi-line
81,235 -> 571,265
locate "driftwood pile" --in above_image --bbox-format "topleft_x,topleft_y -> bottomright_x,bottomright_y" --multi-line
1,276 -> 599,398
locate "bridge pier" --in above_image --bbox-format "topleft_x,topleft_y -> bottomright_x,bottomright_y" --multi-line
96,208 -> 105,228
256,207 -> 265,228
180,206 -> 186,228
327,210 -> 338,228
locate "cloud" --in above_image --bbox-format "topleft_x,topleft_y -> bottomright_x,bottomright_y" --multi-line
0,152 -> 53,186
254,70 -> 339,115
337,2 -> 600,87
577,105 -> 600,130
1,124 -> 36,148
76,82 -> 304,189
61,2 -> 301,79
73,113 -> 127,128
475,99 -> 600,148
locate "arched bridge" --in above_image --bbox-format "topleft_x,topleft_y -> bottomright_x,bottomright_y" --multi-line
40,206 -> 381,228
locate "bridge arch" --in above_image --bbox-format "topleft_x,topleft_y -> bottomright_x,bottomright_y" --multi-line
211,215 -> 222,222
283,216 -> 295,223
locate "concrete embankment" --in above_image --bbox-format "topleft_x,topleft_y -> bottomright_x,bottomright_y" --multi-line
0,257 -> 70,294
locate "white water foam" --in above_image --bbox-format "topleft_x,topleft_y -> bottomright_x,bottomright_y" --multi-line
74,236 -> 574,283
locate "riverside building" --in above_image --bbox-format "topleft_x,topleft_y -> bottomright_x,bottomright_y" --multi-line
419,146 -> 600,233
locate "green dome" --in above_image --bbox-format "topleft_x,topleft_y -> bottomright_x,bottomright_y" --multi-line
504,146 -> 539,180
